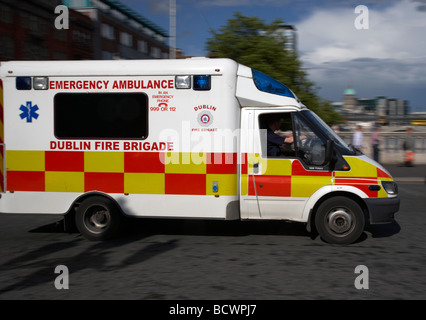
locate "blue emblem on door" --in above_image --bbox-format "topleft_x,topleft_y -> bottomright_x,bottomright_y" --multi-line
20,101 -> 39,123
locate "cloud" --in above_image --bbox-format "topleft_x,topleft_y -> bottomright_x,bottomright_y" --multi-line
297,0 -> 426,106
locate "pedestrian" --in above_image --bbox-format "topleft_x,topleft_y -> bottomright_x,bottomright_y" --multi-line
352,125 -> 364,151
370,124 -> 380,163
402,127 -> 415,167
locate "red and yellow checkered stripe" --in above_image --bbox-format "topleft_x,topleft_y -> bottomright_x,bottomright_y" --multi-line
241,154 -> 332,198
5,151 -> 238,196
240,154 -> 392,199
0,79 -> 4,192
334,156 -> 392,198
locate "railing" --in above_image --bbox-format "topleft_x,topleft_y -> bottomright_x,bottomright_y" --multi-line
338,132 -> 426,153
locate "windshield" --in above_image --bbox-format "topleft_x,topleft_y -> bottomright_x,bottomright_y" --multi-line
302,110 -> 358,155
252,69 -> 297,99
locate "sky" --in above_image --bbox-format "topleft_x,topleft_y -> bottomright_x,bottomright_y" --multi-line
120,0 -> 426,112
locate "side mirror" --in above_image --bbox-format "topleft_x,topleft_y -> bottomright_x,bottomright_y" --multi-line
325,140 -> 335,164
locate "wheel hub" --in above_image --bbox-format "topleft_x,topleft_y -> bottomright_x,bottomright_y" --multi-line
327,209 -> 353,234
88,208 -> 110,229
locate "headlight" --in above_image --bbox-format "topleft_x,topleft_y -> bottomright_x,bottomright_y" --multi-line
382,181 -> 398,195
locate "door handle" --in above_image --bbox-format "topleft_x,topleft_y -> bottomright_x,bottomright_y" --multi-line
253,163 -> 259,174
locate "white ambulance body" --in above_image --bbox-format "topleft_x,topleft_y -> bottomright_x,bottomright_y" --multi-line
0,58 -> 400,244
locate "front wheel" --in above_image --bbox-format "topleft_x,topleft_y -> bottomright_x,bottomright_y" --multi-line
315,196 -> 365,244
75,196 -> 123,241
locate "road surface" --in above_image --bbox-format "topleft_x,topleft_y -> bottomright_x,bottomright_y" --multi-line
0,184 -> 425,300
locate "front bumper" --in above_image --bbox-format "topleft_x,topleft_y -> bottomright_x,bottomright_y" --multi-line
364,196 -> 400,224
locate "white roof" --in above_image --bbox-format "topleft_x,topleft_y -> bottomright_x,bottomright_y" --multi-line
0,58 -> 238,77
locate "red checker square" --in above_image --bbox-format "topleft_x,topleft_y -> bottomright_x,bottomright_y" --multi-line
165,173 -> 206,195
248,175 -> 291,197
7,171 -> 45,191
84,172 -> 124,193
45,151 -> 84,172
124,152 -> 165,173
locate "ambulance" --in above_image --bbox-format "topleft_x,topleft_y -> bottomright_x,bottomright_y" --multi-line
0,58 -> 399,244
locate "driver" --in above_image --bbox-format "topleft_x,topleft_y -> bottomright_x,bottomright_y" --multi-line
266,116 -> 294,157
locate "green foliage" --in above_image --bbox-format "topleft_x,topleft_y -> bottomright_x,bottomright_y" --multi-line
206,12 -> 342,125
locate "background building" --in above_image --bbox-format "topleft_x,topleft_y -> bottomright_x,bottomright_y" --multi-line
0,0 -> 170,61
342,88 -> 357,113
274,22 -> 297,53
338,87 -> 410,124
260,22 -> 297,53
0,0 -> 93,60
64,0 -> 169,60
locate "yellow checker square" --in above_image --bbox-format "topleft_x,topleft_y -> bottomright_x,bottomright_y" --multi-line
6,150 -> 45,171
164,152 -> 206,174
240,174 -> 248,196
45,171 -> 84,192
206,174 -> 238,196
335,157 -> 377,178
85,152 -> 124,173
263,158 -> 292,176
291,176 -> 331,198
247,153 -> 262,174
124,173 -> 165,194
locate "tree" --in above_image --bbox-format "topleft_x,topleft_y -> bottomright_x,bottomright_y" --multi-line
206,12 -> 341,125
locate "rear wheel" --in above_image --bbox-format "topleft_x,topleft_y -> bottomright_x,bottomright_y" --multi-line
315,196 -> 365,244
75,196 -> 123,241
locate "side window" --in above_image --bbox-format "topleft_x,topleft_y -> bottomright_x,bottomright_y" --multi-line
293,113 -> 326,166
259,113 -> 295,158
54,93 -> 148,139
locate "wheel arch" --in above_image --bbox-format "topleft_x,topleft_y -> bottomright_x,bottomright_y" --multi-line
63,191 -> 124,230
304,188 -> 369,233
72,192 -> 126,240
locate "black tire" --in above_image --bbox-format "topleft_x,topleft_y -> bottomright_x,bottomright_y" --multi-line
75,196 -> 123,241
315,196 -> 365,245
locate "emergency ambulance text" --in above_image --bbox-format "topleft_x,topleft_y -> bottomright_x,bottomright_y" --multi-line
50,80 -> 109,90
48,80 -> 174,90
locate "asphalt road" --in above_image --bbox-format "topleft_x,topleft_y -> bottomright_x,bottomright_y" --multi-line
0,183 -> 425,300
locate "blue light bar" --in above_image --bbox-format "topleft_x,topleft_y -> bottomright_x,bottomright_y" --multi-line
16,77 -> 32,90
252,69 -> 295,98
193,75 -> 211,91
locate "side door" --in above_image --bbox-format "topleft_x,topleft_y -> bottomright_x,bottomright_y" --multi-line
247,109 -> 333,220
239,108 -> 261,219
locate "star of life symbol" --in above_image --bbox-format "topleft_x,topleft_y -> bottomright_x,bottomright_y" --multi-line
20,101 -> 39,123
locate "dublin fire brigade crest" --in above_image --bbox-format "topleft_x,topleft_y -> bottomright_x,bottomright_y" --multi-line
197,111 -> 213,127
